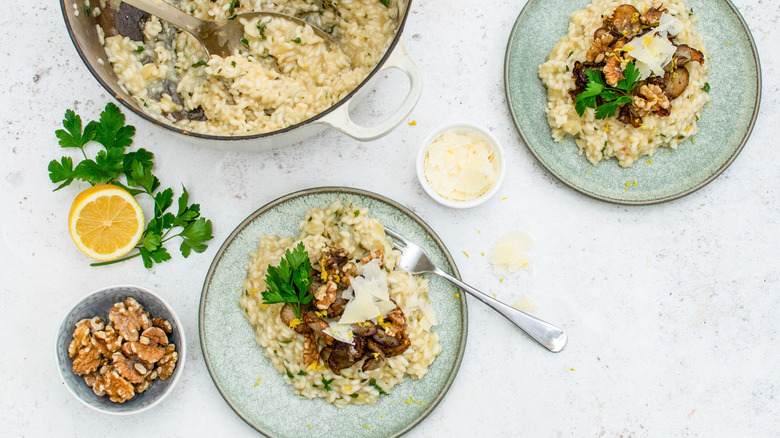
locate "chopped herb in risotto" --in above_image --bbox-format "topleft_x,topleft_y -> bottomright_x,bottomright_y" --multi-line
98,0 -> 398,135
539,0 -> 709,167
239,202 -> 440,407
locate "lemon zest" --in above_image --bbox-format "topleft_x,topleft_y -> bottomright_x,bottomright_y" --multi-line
405,396 -> 427,406
254,377 -> 262,387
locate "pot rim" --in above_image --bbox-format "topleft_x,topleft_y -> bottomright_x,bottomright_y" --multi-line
59,0 -> 412,141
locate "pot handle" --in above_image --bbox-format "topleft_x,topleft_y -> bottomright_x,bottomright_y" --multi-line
320,44 -> 422,141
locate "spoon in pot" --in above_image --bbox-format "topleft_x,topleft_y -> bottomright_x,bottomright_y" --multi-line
120,0 -> 336,58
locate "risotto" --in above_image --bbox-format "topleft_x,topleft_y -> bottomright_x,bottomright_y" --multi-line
97,0 -> 398,135
538,0 -> 709,167
238,202 -> 440,407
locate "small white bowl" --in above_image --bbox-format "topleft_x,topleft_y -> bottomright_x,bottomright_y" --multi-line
416,122 -> 506,209
54,284 -> 186,415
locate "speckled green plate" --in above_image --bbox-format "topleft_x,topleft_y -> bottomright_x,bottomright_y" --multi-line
199,187 -> 467,437
505,0 -> 761,205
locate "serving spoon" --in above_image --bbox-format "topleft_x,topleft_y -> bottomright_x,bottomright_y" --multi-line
120,0 -> 336,58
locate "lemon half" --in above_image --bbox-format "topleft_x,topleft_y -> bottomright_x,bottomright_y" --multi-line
68,184 -> 145,261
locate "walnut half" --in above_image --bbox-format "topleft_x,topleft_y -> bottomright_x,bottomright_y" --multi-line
69,298 -> 179,404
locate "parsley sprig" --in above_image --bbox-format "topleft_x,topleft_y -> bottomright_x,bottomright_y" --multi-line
574,61 -> 641,119
47,103 -> 214,268
261,243 -> 313,319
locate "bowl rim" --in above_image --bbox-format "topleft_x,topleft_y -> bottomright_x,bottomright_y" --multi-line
416,122 -> 507,209
58,0 -> 413,141
54,284 -> 186,415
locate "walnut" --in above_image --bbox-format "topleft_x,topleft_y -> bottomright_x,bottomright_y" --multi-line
111,351 -> 148,384
93,325 -> 122,354
586,34 -> 614,64
72,344 -> 102,376
68,319 -> 92,358
123,340 -> 165,364
384,303 -> 408,338
632,84 -> 671,116
314,281 -> 338,310
134,373 -> 156,394
102,370 -> 135,403
152,317 -> 172,334
109,297 -> 152,342
604,55 -> 624,87
140,327 -> 169,347
360,249 -> 385,267
83,358 -> 109,391
71,297 -> 178,403
157,344 -> 178,380
320,248 -> 357,284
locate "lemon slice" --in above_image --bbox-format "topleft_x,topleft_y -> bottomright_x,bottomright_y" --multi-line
68,184 -> 145,261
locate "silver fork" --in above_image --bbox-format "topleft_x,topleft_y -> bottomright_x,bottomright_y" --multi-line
384,227 -> 568,353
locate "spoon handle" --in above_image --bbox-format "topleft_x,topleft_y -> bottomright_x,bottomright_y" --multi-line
433,268 -> 568,353
121,0 -> 204,34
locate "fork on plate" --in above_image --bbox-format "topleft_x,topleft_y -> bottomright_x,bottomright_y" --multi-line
384,227 -> 568,353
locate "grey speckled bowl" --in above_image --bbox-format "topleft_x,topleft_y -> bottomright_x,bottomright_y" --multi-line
54,285 -> 186,415
200,187 -> 468,438
505,0 -> 761,205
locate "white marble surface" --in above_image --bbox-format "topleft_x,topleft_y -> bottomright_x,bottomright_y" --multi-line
1,0 -> 778,436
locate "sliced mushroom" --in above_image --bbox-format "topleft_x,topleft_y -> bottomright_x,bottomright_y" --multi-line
303,312 -> 335,346
319,347 -> 332,364
663,67 -> 690,100
327,295 -> 348,318
113,2 -> 150,42
617,104 -> 642,128
666,44 -> 705,71
351,321 -> 377,338
371,327 -> 402,350
280,304 -> 308,334
361,339 -> 386,372
640,6 -> 667,26
327,337 -> 365,375
382,334 -> 411,358
607,5 -> 642,38
593,27 -> 612,41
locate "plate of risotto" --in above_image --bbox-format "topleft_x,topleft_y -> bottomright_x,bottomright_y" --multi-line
199,187 -> 467,437
505,0 -> 761,204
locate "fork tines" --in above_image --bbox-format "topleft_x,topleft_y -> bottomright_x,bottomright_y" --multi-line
382,226 -> 408,247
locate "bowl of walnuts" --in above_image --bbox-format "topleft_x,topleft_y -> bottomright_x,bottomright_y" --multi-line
54,284 -> 185,414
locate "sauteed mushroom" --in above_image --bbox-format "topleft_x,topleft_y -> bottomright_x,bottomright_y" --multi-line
606,5 -> 642,38
663,67 -> 690,99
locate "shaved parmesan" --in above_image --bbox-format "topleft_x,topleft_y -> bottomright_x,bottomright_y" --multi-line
490,231 -> 533,275
626,13 -> 682,79
335,259 -> 396,326
512,296 -> 540,313
423,129 -> 499,202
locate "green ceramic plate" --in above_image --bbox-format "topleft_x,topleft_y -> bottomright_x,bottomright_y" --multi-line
199,187 -> 467,437
505,0 -> 761,205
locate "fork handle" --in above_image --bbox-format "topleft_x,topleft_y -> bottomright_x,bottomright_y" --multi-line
433,268 -> 568,353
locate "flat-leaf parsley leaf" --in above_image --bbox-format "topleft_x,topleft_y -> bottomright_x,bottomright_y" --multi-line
574,61 -> 640,120
261,243 -> 313,319
47,103 -> 214,268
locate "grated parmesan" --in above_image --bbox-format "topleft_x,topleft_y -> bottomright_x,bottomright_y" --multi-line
423,129 -> 499,202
